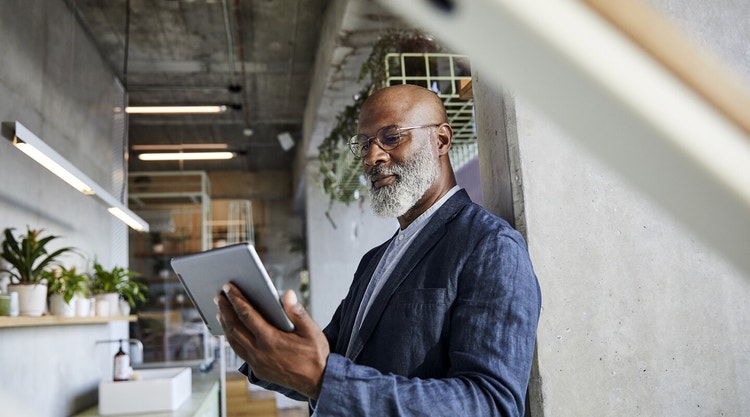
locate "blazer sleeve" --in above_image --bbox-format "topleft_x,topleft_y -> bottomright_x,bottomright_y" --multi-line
313,229 -> 541,416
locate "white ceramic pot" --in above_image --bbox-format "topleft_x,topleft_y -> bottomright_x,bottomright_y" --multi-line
75,297 -> 91,317
49,293 -> 76,317
8,283 -> 48,316
95,292 -> 121,316
119,299 -> 131,316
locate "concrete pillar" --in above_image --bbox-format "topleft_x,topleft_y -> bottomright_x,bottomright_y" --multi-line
471,70 -> 516,228
472,69 -> 541,417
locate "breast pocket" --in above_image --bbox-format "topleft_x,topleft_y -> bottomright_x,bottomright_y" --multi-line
388,288 -> 448,326
390,288 -> 447,305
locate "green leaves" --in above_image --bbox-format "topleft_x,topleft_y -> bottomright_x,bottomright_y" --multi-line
90,261 -> 148,308
1,227 -> 76,284
45,266 -> 90,304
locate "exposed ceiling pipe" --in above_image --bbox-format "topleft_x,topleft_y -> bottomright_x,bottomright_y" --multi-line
234,0 -> 253,135
221,0 -> 239,88
284,0 -> 301,112
122,0 -> 130,88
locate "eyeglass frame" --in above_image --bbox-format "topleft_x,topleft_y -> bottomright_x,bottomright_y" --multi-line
348,124 -> 441,159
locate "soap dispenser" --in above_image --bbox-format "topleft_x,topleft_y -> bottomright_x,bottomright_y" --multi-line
113,339 -> 130,381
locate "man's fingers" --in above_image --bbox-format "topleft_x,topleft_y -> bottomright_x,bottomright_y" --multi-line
215,293 -> 255,348
221,282 -> 275,336
216,285 -> 328,398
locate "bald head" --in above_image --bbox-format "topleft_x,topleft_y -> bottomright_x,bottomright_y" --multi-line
359,84 -> 448,128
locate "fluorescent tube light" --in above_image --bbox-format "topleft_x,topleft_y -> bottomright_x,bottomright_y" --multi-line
107,207 -> 148,232
131,143 -> 229,151
138,151 -> 235,161
2,121 -> 149,232
125,105 -> 228,114
13,140 -> 95,195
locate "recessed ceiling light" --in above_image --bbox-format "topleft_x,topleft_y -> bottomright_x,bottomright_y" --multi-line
125,105 -> 228,114
132,144 -> 229,151
137,151 -> 235,161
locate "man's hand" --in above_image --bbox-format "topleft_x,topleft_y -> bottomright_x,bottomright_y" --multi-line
215,283 -> 330,399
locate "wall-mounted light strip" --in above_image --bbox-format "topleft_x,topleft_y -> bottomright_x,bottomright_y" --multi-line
2,121 -> 149,232
13,140 -> 95,195
137,151 -> 235,161
125,105 -> 227,114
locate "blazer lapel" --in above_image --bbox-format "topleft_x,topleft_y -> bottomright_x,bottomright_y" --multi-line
347,190 -> 470,361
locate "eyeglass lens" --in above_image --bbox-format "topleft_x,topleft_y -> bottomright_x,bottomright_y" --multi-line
350,126 -> 402,158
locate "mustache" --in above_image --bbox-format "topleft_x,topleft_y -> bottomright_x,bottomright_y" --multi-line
367,164 -> 402,180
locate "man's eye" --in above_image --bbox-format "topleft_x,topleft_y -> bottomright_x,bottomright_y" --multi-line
381,133 -> 401,146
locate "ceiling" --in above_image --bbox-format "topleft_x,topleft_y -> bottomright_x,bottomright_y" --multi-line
70,0 -> 329,174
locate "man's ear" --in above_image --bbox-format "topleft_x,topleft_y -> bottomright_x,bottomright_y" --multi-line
436,123 -> 453,155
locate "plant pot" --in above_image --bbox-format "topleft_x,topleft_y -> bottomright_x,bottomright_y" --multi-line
49,293 -> 82,317
94,292 -> 121,316
8,283 -> 48,316
119,299 -> 131,316
76,297 -> 91,317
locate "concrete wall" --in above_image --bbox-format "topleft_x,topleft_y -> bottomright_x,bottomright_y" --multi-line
498,2 -> 750,414
0,322 -> 130,417
518,98 -> 749,416
0,1 -> 129,416
0,0 -> 127,266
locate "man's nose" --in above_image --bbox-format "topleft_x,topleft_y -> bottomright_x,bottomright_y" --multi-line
362,140 -> 389,166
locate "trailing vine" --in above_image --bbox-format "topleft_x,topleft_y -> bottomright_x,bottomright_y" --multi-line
316,84 -> 369,205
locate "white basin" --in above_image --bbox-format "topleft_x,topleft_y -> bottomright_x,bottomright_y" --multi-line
98,367 -> 192,415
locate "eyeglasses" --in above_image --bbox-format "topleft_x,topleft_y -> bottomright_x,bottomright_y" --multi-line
348,124 -> 440,159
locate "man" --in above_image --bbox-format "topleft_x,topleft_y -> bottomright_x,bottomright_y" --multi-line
217,84 -> 541,416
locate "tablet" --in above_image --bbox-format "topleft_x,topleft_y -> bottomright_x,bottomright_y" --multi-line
170,242 -> 294,335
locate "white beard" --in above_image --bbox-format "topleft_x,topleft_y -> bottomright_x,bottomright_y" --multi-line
367,144 -> 439,218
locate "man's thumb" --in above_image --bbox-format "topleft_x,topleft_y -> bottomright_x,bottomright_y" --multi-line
283,289 -> 299,308
282,289 -> 311,330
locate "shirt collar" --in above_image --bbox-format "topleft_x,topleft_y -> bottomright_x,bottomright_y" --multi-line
400,185 -> 461,236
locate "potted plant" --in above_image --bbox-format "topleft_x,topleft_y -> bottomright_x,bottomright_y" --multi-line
44,266 -> 90,317
90,261 -> 147,316
1,227 -> 76,316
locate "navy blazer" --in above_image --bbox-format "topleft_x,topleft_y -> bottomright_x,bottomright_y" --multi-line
248,190 -> 541,416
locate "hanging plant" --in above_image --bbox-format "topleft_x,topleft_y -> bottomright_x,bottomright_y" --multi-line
317,29 -> 443,206
360,29 -> 442,91
317,85 -> 370,205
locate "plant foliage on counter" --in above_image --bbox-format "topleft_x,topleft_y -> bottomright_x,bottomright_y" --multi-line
90,261 -> 148,308
44,266 -> 90,304
1,226 -> 76,284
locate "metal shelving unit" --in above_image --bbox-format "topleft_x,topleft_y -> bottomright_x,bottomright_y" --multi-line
128,171 -> 214,368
